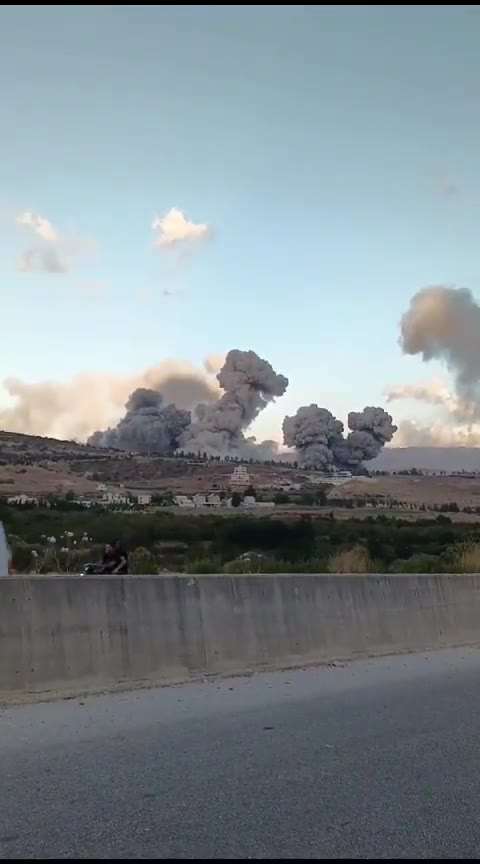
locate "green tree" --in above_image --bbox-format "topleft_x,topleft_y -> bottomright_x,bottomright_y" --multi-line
299,492 -> 314,506
231,491 -> 242,508
314,488 -> 327,506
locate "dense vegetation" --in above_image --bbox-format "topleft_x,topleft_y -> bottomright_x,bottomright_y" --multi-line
2,502 -> 480,575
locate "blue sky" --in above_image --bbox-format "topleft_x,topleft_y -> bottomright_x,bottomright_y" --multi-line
1,5 -> 479,442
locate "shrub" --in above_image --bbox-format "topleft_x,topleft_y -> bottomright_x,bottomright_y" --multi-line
328,545 -> 371,574
130,546 -> 158,575
390,554 -> 443,574
188,556 -> 222,574
450,540 -> 480,573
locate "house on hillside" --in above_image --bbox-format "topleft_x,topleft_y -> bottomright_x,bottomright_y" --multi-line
174,494 -> 193,508
7,494 -> 39,506
206,493 -> 222,507
136,492 -> 152,506
230,465 -> 251,489
102,492 -> 130,505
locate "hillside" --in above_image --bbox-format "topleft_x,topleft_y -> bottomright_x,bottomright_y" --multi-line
329,474 -> 480,508
370,446 -> 480,473
0,430 -> 306,496
3,429 -> 480,505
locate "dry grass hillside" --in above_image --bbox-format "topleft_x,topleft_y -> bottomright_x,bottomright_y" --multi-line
328,474 -> 480,508
2,429 -> 480,507
0,430 -> 306,496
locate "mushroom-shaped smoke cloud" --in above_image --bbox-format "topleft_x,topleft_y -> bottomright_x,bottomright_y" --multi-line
88,349 -> 288,458
179,349 -> 289,456
282,405 -> 344,470
334,407 -> 398,468
283,404 -> 397,470
400,285 -> 480,410
89,388 -> 191,455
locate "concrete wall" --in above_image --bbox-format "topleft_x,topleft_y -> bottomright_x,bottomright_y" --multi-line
2,574 -> 480,694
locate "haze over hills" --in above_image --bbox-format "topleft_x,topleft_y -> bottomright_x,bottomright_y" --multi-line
370,447 -> 480,473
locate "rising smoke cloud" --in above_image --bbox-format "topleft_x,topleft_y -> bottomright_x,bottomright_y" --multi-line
179,349 -> 289,457
89,389 -> 191,455
394,285 -> 480,445
283,405 -> 397,470
0,358 -> 220,442
2,345 -> 396,468
87,349 -> 288,458
394,419 -> 480,447
386,378 -> 477,424
282,406 -> 344,470
400,285 -> 480,407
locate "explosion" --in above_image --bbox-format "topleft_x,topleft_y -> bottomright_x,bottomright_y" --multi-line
283,405 -> 397,471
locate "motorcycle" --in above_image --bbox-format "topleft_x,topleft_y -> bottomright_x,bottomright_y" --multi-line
80,562 -> 106,576
80,562 -> 129,576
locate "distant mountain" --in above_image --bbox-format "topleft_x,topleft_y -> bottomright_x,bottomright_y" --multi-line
369,447 -> 480,473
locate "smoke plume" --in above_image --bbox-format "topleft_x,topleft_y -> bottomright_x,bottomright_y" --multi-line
89,389 -> 191,454
283,405 -> 397,470
385,378 -> 477,423
394,419 -> 480,447
85,349 -> 288,458
0,358 -> 219,441
282,406 -> 344,470
400,286 -> 480,407
179,349 -> 289,456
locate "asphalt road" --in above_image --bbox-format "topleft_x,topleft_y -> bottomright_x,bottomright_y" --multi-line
3,647 -> 480,859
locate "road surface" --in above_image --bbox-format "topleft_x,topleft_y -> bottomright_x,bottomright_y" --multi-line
2,647 -> 480,858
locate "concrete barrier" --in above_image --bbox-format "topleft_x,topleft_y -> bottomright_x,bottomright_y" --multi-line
2,574 -> 480,694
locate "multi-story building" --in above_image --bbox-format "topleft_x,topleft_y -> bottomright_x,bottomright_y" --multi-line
230,465 -> 251,489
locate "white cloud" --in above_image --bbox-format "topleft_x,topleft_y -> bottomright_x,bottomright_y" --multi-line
16,211 -> 58,243
15,209 -> 93,274
152,207 -> 211,251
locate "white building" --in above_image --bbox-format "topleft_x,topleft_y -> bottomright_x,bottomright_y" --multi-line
230,465 -> 251,489
193,494 -> 207,508
206,493 -> 222,507
174,495 -> 193,508
308,473 -> 352,487
7,494 -> 38,506
243,495 -> 257,508
102,492 -> 130,505
136,493 -> 152,506
268,481 -> 301,492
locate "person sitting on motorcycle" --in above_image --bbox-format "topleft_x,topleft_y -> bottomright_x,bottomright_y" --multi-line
101,539 -> 129,575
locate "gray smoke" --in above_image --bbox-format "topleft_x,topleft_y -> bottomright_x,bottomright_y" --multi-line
335,407 -> 398,467
282,406 -> 344,470
283,405 -> 397,470
400,285 -> 480,410
0,357 -> 219,441
88,388 -> 191,455
179,349 -> 289,456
